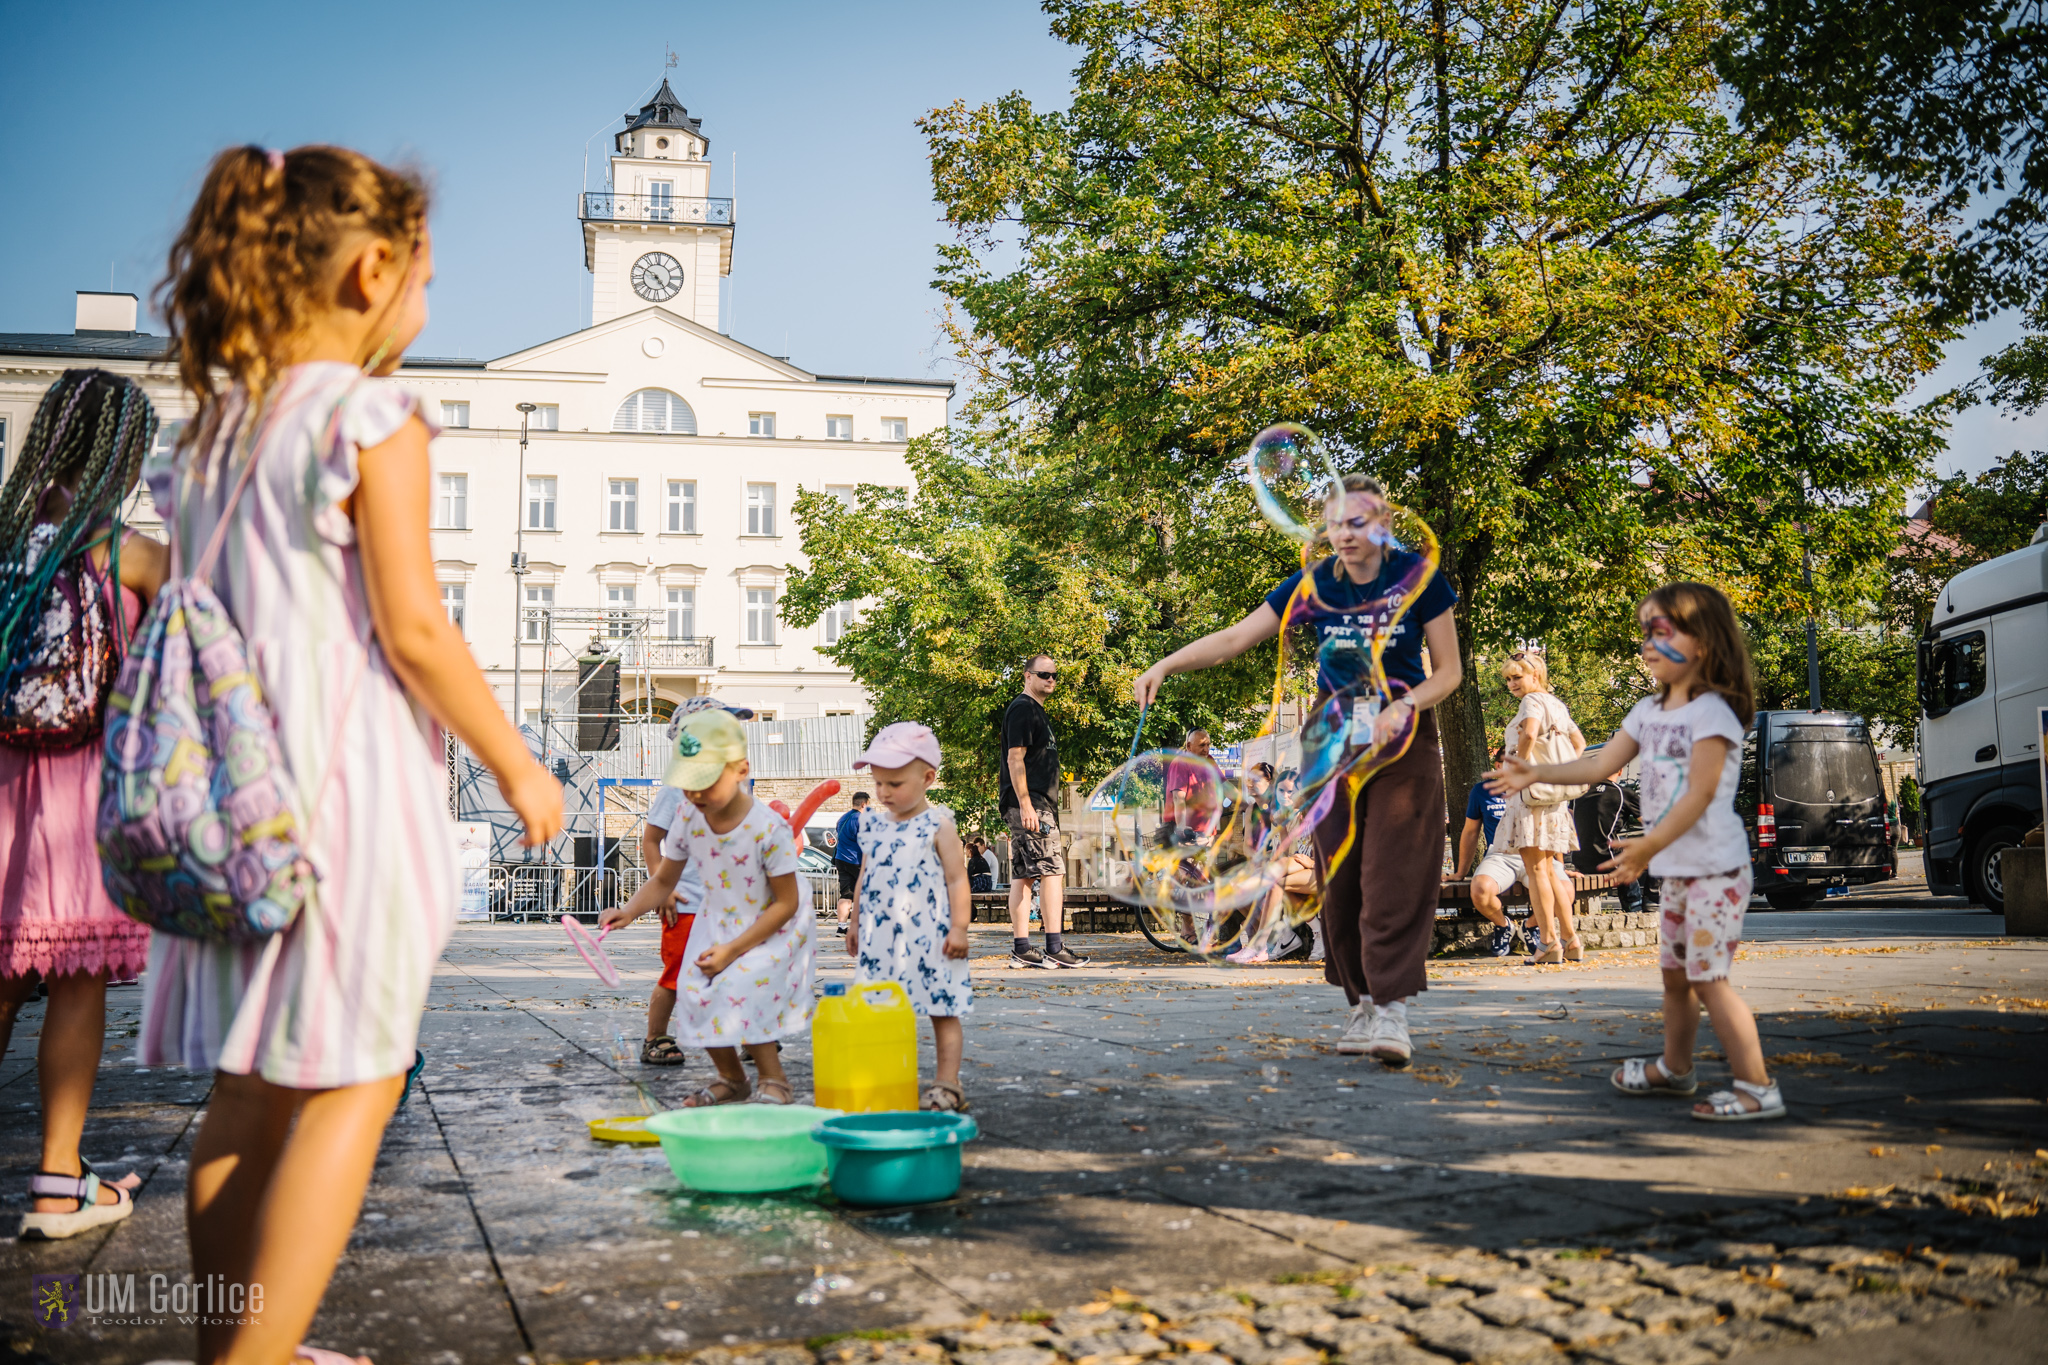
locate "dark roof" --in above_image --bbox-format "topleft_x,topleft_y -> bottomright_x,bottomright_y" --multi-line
623,79 -> 704,139
814,373 -> 956,393
402,356 -> 485,370
0,332 -> 171,360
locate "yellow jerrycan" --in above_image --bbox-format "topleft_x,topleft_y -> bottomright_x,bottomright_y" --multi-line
812,981 -> 918,1112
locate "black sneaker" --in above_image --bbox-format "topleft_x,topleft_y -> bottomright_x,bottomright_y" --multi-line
1011,945 -> 1056,969
1045,946 -> 1091,968
1488,925 -> 1515,958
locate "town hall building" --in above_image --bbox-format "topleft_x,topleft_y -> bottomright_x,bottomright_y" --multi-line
0,80 -> 950,730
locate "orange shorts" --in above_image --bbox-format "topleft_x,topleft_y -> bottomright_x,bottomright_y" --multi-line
657,912 -> 696,992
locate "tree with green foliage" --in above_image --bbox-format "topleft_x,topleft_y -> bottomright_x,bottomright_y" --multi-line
788,0 -> 1954,820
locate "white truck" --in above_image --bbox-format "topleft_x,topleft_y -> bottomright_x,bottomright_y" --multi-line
1917,531 -> 2048,912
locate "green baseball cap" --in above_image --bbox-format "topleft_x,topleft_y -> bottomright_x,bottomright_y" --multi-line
664,709 -> 750,790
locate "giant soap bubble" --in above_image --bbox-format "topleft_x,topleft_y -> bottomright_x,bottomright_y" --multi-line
1088,424 -> 1442,958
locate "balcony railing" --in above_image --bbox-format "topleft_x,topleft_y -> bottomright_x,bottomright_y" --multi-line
614,637 -> 715,671
580,192 -> 733,225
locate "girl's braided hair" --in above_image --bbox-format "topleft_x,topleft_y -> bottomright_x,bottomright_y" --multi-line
153,144 -> 428,455
0,369 -> 156,673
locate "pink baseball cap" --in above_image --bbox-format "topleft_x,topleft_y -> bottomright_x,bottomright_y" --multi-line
854,721 -> 942,772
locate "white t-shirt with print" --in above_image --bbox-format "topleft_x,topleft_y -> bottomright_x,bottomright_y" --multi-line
1620,691 -> 1750,878
645,784 -> 706,912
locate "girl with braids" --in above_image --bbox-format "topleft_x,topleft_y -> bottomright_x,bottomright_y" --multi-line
146,145 -> 562,1365
0,368 -> 168,1239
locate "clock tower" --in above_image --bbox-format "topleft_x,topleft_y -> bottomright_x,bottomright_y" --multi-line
582,80 -> 733,327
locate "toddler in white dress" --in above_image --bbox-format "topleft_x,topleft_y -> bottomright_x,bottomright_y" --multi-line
842,723 -> 974,1111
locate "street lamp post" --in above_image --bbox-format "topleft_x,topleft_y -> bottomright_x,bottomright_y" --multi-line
513,403 -> 536,741
1801,473 -> 1822,711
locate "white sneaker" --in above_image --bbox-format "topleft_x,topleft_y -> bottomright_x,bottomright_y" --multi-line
1368,1011 -> 1412,1068
1337,1002 -> 1374,1054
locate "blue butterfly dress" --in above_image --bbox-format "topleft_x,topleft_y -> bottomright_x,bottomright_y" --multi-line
854,805 -> 972,1017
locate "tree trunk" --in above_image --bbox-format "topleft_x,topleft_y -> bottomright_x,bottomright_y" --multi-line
1437,597 -> 1489,843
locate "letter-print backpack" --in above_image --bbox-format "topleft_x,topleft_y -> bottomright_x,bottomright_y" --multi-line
97,394 -> 363,941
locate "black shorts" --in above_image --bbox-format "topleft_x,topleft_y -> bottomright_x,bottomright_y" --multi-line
836,861 -> 860,898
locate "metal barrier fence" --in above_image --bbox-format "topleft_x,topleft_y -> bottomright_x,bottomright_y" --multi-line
488,862 -> 840,921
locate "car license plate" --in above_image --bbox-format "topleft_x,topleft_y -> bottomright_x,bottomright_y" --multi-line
1784,849 -> 1827,865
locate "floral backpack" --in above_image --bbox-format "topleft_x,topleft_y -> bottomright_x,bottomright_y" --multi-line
0,519 -> 124,750
98,396 -> 361,941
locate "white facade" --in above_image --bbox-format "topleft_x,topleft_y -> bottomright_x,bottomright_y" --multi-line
0,84 -> 950,727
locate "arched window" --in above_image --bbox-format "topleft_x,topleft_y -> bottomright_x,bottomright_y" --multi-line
612,388 -> 697,434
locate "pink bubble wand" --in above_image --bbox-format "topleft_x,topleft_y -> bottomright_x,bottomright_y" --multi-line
559,915 -> 622,987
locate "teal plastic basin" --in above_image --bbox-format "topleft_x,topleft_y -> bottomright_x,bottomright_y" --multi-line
812,1111 -> 979,1207
644,1105 -> 843,1193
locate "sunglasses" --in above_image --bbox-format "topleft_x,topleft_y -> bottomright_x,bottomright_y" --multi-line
1030,670 -> 1059,681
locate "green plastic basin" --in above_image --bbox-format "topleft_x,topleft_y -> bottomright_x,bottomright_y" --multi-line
644,1105 -> 843,1193
812,1111 -> 979,1207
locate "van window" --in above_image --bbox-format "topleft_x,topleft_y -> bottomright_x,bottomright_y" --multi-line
1767,732 -> 1883,805
1919,629 -> 1987,717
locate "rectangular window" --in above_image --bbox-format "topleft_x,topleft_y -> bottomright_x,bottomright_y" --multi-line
526,476 -> 556,530
528,404 -> 559,431
666,479 -> 696,533
607,478 -> 638,532
823,602 -> 856,645
745,586 -> 777,644
745,483 -> 776,536
440,583 -> 465,633
666,587 -> 695,638
523,584 -> 553,641
434,473 -> 468,529
826,415 -> 854,441
440,401 -> 470,429
606,584 -> 636,638
748,412 -> 776,438
824,483 -> 857,508
649,181 -> 674,220
880,417 -> 907,442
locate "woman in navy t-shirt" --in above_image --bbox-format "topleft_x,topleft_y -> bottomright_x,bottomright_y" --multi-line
1133,474 -> 1462,1068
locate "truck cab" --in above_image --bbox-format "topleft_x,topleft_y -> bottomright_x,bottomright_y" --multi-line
1739,710 -> 1896,908
1918,535 -> 2048,913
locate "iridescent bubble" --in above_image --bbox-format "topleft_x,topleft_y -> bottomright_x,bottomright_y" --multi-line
1097,488 -> 1444,963
1246,423 -> 1343,543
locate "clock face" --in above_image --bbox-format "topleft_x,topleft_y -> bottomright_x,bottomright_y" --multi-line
632,252 -> 684,302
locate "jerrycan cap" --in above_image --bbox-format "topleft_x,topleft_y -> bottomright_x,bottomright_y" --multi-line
822,982 -> 848,996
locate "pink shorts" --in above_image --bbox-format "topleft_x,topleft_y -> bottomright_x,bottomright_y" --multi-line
1657,867 -> 1752,983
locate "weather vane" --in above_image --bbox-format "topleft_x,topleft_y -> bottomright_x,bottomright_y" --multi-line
665,45 -> 677,69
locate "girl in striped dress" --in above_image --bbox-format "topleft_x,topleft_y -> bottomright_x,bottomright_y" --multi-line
147,145 -> 563,1365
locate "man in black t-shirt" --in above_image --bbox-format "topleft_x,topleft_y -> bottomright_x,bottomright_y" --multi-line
999,654 -> 1088,968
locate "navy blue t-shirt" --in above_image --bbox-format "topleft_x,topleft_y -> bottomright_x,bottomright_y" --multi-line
1465,782 -> 1506,846
833,808 -> 863,865
1262,550 -> 1458,695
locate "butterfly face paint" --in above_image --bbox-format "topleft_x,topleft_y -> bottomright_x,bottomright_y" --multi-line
1643,614 -> 1688,664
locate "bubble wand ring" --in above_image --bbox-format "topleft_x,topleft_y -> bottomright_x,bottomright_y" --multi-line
560,914 -> 622,987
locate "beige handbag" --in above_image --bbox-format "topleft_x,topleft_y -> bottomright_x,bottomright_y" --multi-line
1522,699 -> 1588,809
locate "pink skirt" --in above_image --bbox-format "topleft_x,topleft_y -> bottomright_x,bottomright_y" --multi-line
0,739 -> 151,980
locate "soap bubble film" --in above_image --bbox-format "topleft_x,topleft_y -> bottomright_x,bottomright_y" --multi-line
1088,447 -> 1442,958
1246,423 -> 1344,544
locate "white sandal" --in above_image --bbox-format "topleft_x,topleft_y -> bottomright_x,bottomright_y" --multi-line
19,1162 -> 139,1240
1693,1077 -> 1786,1122
1612,1055 -> 1697,1096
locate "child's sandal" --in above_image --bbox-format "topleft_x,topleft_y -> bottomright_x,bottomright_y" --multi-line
1692,1078 -> 1786,1122
1611,1056 -> 1697,1096
19,1162 -> 139,1241
920,1082 -> 969,1113
682,1076 -> 751,1108
640,1035 -> 687,1067
752,1078 -> 795,1105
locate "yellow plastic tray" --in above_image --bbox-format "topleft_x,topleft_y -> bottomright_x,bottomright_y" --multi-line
588,1115 -> 660,1145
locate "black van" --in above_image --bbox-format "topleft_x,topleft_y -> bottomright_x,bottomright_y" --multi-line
1738,710 -> 1896,909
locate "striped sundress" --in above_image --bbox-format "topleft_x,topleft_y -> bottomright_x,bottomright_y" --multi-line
139,362 -> 459,1088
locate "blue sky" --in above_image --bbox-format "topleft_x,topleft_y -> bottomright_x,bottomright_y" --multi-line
0,0 -> 2032,479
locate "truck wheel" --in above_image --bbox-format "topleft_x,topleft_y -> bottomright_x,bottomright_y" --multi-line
1764,888 -> 1826,911
1963,823 -> 2024,914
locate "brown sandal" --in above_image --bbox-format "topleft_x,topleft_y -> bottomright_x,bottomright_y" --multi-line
920,1082 -> 970,1113
751,1078 -> 795,1105
1563,937 -> 1585,962
682,1075 -> 750,1108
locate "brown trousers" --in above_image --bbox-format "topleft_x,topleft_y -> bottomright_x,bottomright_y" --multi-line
1314,710 -> 1445,1006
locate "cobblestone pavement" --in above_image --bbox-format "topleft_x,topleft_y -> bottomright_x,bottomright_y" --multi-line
0,913 -> 2041,1364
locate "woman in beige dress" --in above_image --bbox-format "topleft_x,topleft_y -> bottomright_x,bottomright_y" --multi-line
1497,653 -> 1585,963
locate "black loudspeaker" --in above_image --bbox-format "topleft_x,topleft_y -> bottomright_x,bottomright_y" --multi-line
577,656 -> 620,750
